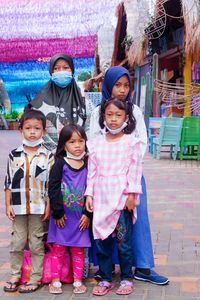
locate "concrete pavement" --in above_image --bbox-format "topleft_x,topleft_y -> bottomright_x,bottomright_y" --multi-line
0,130 -> 200,299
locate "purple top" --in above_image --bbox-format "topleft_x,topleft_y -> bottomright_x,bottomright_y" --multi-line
48,158 -> 91,247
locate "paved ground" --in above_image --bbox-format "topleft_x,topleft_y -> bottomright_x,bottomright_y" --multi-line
0,130 -> 200,299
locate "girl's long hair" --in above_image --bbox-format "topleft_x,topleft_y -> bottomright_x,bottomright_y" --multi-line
55,123 -> 87,160
99,98 -> 136,134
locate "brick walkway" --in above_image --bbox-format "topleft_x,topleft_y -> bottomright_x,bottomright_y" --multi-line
0,130 -> 200,299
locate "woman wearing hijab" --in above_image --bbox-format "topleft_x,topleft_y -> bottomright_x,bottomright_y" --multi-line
88,66 -> 169,285
31,53 -> 86,151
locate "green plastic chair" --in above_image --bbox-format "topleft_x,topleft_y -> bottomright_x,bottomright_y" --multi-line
179,116 -> 200,160
153,117 -> 183,160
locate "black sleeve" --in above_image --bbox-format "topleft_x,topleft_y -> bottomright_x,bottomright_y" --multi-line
48,159 -> 65,220
82,197 -> 93,219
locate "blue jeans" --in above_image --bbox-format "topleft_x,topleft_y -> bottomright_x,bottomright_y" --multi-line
95,209 -> 133,282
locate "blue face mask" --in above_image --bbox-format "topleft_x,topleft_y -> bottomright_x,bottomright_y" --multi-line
51,71 -> 73,88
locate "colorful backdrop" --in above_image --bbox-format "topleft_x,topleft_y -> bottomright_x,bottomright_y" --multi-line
0,0 -> 120,111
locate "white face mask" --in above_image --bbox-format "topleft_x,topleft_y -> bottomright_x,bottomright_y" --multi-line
66,151 -> 86,160
22,137 -> 44,147
103,121 -> 128,135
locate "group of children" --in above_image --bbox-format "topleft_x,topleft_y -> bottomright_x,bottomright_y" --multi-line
3,65 -> 169,296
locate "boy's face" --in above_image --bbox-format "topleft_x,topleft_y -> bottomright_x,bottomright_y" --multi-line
21,118 -> 45,142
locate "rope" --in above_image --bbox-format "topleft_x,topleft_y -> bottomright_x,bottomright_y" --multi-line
154,79 -> 200,113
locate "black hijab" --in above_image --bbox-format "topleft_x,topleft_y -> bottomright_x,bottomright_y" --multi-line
31,53 -> 86,128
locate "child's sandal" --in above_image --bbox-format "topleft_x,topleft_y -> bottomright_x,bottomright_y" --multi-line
3,281 -> 20,292
73,281 -> 87,294
49,281 -> 62,294
93,281 -> 114,296
116,280 -> 134,295
18,282 -> 42,293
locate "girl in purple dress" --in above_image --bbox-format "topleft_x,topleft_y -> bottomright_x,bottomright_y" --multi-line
47,124 -> 91,294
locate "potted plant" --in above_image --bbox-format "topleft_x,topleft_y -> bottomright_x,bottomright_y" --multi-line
5,111 -> 20,130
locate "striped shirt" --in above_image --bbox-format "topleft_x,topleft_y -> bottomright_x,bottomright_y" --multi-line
4,144 -> 54,215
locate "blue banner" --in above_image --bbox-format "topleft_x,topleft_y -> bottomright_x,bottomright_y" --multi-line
0,57 -> 94,111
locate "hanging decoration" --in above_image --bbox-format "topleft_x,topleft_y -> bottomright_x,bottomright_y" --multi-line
0,36 -> 96,62
182,0 -> 200,56
145,1 -> 167,40
0,0 -> 120,39
154,79 -> 200,114
0,0 -> 120,111
123,0 -> 152,65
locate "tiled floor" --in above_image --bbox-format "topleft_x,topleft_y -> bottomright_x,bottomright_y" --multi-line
0,130 -> 200,299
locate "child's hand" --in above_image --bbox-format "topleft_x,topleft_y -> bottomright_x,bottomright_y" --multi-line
55,215 -> 67,228
79,214 -> 90,231
6,205 -> 15,221
86,196 -> 93,212
125,194 -> 137,212
41,198 -> 50,221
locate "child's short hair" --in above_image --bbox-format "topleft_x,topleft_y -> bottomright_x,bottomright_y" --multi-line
19,106 -> 46,129
99,98 -> 136,134
55,123 -> 87,160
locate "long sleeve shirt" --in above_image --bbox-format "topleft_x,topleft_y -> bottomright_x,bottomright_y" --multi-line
5,145 -> 54,215
88,104 -> 147,158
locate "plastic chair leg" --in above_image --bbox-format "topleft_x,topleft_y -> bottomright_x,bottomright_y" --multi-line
157,146 -> 161,159
173,146 -> 178,160
153,144 -> 156,158
170,145 -> 173,159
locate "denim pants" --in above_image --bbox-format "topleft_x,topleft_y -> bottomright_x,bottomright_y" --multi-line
95,209 -> 133,282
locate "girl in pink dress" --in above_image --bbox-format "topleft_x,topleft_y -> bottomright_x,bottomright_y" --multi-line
85,98 -> 143,296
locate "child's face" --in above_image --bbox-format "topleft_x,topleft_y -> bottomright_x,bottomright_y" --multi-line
21,119 -> 45,141
104,103 -> 128,129
112,75 -> 130,100
64,131 -> 85,157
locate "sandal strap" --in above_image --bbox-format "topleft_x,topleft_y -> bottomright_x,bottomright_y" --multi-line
52,281 -> 62,288
120,280 -> 133,287
73,281 -> 82,288
99,281 -> 112,288
24,282 -> 40,286
5,281 -> 19,288
6,281 -> 19,285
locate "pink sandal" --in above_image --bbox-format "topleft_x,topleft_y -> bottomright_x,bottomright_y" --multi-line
116,280 -> 134,295
73,281 -> 87,294
93,281 -> 114,296
49,281 -> 62,294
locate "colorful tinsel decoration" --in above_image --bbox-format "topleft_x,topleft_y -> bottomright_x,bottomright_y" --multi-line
0,0 -> 120,110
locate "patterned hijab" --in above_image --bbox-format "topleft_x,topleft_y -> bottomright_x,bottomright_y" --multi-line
31,53 -> 86,129
102,66 -> 132,103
